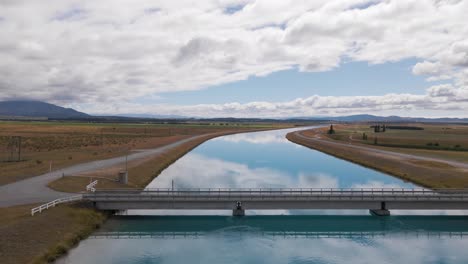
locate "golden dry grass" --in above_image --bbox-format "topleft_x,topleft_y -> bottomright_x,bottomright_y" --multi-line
288,128 -> 468,189
409,159 -> 455,169
0,121 -> 285,186
327,124 -> 468,159
0,202 -> 108,264
48,130 -> 263,192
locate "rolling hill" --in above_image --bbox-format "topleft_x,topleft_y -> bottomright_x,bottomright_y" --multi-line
0,101 -> 89,119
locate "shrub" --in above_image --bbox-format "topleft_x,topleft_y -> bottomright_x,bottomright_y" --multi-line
36,159 -> 42,164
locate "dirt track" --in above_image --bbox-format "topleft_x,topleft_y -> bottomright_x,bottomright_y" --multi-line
288,128 -> 468,189
293,130 -> 468,170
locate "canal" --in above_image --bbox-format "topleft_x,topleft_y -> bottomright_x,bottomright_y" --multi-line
58,128 -> 468,263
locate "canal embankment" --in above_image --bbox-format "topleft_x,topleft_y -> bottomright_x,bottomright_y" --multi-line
286,127 -> 468,189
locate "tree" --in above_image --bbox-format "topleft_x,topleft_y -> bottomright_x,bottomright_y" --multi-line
328,124 -> 335,134
362,133 -> 367,140
374,137 -> 378,145
382,124 -> 386,132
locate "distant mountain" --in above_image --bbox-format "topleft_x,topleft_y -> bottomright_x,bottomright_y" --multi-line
0,101 -> 89,119
118,113 -> 189,119
300,114 -> 468,123
1,101 -> 466,123
328,115 -> 406,122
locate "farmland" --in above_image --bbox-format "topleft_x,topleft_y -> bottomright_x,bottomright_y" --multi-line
326,124 -> 468,163
287,124 -> 468,189
0,121 -> 286,186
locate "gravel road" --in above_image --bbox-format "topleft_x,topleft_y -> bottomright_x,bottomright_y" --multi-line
0,135 -> 204,207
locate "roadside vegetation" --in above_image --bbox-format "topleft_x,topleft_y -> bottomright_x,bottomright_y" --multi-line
47,130 -> 263,192
0,202 -> 108,264
328,124 -> 468,156
287,124 -> 468,189
0,121 -> 285,185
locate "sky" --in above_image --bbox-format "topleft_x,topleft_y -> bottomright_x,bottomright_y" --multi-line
1,0 -> 468,118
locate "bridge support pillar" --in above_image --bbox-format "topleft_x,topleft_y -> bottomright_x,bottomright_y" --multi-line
370,202 -> 390,216
369,209 -> 390,216
233,208 -> 245,216
233,201 -> 245,216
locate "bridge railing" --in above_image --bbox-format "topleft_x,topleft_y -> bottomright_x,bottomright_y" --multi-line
86,180 -> 98,192
92,187 -> 468,194
91,231 -> 468,239
85,188 -> 468,201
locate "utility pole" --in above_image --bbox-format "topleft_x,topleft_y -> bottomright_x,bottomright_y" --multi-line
100,129 -> 104,146
125,153 -> 128,172
7,136 -> 22,162
17,136 -> 21,162
9,138 -> 14,161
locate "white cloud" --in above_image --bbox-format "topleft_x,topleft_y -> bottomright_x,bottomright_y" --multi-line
73,83 -> 468,117
0,0 -> 468,117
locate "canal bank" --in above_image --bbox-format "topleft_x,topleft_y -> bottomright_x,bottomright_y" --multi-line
286,127 -> 468,189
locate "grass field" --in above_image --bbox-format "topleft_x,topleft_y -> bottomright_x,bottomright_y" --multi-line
288,125 -> 468,189
47,130 -> 248,192
0,202 -> 108,264
327,123 -> 468,163
0,121 -> 286,185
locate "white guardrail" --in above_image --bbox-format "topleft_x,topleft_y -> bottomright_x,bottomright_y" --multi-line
31,180 -> 97,216
31,195 -> 83,216
86,180 -> 98,192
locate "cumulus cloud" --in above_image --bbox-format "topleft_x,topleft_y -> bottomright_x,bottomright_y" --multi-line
0,0 -> 467,116
74,83 -> 468,117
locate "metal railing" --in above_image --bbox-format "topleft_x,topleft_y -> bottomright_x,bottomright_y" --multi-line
86,180 -> 98,192
95,187 -> 468,193
85,188 -> 468,202
31,195 -> 83,216
92,231 -> 468,239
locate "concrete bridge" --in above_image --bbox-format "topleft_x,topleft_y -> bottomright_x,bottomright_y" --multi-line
83,188 -> 468,216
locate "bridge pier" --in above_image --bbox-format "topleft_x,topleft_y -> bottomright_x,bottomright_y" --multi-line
233,208 -> 245,216
369,202 -> 390,216
233,201 -> 245,216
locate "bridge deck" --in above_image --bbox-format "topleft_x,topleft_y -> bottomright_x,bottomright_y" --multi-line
84,188 -> 468,214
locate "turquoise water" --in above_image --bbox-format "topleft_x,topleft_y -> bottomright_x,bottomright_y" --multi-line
58,128 -> 468,263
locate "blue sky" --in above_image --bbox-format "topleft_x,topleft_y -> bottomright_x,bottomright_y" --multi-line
148,59 -> 446,105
